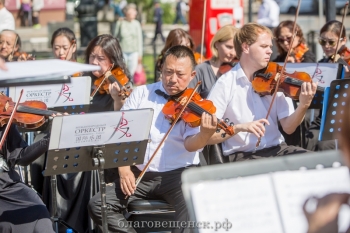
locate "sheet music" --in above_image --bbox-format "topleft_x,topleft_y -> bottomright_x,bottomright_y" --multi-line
273,166 -> 350,233
0,59 -> 100,79
190,174 -> 283,233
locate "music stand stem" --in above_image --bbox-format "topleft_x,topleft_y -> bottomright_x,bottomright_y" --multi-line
93,148 -> 109,233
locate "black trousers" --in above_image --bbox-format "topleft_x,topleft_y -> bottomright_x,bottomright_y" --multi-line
88,166 -> 193,233
228,142 -> 309,162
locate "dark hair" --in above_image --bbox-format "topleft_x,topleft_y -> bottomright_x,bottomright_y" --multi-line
85,34 -> 130,79
156,29 -> 195,71
320,20 -> 346,39
274,20 -> 306,55
161,45 -> 196,71
0,29 -> 21,51
50,27 -> 77,61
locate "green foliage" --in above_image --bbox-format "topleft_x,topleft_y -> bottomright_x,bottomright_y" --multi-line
142,54 -> 155,84
129,0 -> 175,24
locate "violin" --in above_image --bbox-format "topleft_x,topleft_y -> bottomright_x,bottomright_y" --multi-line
91,67 -> 131,99
10,51 -> 35,61
218,59 -> 239,76
162,88 -> 234,136
0,95 -> 60,129
252,62 -> 324,100
291,43 -> 308,63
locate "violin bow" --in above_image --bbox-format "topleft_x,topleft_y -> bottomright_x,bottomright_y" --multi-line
0,89 -> 24,149
125,82 -> 202,199
331,2 -> 348,62
255,0 -> 302,149
7,34 -> 19,62
200,0 -> 207,63
66,39 -> 77,62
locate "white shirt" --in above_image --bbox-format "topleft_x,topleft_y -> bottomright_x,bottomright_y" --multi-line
0,7 -> 15,32
121,81 -> 200,172
207,63 -> 295,155
257,0 -> 280,28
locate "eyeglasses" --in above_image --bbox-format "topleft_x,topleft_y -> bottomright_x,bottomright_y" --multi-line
277,36 -> 292,43
318,38 -> 343,46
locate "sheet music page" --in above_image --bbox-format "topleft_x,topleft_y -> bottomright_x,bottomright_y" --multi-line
0,60 -> 100,79
272,166 -> 350,233
190,174 -> 283,233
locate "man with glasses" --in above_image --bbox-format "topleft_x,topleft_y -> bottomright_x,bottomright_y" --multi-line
206,23 -> 317,162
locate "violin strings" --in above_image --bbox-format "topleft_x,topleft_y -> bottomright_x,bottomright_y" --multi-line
284,77 -> 324,91
17,105 -> 58,116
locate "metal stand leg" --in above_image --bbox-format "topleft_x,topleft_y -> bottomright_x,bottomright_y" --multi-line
50,174 -> 79,233
93,148 -> 109,233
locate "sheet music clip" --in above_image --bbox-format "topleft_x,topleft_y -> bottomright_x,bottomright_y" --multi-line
43,109 -> 153,233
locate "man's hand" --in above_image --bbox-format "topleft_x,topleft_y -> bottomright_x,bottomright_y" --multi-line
235,118 -> 270,138
118,166 -> 136,196
200,112 -> 217,135
303,193 -> 350,233
299,81 -> 317,109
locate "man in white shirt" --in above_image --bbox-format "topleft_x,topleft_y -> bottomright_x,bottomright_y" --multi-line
0,0 -> 15,32
207,23 -> 317,162
88,45 -> 218,232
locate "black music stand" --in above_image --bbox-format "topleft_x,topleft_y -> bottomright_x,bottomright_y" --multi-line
0,75 -> 71,87
43,110 -> 152,233
319,79 -> 350,149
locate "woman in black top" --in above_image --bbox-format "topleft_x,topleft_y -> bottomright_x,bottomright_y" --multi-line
273,20 -> 316,63
305,20 -> 348,151
273,20 -> 316,147
0,124 -> 54,233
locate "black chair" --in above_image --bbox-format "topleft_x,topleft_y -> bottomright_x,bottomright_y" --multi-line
125,199 -> 175,233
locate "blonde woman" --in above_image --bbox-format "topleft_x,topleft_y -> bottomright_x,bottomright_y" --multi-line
188,24 -> 238,98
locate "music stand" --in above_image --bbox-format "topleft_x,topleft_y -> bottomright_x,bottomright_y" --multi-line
43,109 -> 153,233
319,79 -> 350,149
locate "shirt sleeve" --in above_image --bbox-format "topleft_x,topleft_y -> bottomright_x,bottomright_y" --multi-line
121,86 -> 142,111
207,72 -> 233,119
276,93 -> 295,120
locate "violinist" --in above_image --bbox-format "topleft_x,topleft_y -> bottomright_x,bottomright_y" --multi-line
86,34 -> 132,112
88,45 -> 218,232
273,20 -> 316,63
0,118 -> 61,232
154,28 -> 200,82
305,20 -> 348,152
51,27 -> 77,62
188,24 -> 238,99
273,21 -> 316,147
0,29 -> 33,62
207,23 -> 317,162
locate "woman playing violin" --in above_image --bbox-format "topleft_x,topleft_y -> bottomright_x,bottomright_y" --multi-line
154,28 -> 201,82
273,20 -> 316,147
273,20 -> 316,63
188,24 -> 238,99
51,27 -> 77,62
85,34 -> 132,112
305,20 -> 348,152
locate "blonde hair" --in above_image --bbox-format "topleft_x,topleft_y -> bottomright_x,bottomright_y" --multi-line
210,25 -> 238,60
234,23 -> 273,59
